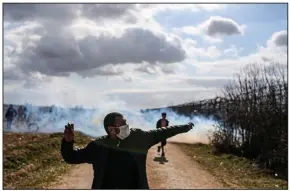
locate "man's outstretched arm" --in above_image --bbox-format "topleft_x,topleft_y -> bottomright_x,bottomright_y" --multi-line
156,119 -> 161,129
142,123 -> 193,148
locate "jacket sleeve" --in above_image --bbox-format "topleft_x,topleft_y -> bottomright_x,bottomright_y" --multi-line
156,120 -> 161,129
142,125 -> 191,148
61,139 -> 96,164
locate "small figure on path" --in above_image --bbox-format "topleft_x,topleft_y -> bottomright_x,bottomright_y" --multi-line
156,112 -> 169,157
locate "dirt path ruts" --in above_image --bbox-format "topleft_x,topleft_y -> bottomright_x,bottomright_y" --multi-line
147,143 -> 223,189
47,164 -> 93,189
47,143 -> 223,189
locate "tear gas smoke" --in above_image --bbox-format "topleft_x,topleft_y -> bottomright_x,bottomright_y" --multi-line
4,104 -> 217,144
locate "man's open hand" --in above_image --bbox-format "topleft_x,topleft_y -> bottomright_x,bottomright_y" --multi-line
188,122 -> 194,129
64,123 -> 74,142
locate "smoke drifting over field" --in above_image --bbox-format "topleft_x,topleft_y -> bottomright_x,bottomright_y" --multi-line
4,104 -> 216,144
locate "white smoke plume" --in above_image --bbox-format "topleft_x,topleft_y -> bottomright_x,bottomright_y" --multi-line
4,103 -> 217,144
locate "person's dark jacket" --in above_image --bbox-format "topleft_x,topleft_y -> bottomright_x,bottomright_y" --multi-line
156,119 -> 169,129
156,119 -> 169,145
5,107 -> 17,120
61,124 -> 191,189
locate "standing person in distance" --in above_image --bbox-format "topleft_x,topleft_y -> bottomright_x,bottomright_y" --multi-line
156,112 -> 169,157
5,104 -> 17,130
17,106 -> 24,121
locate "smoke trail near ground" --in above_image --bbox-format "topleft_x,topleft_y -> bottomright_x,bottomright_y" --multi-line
140,108 -> 217,144
4,104 -> 217,144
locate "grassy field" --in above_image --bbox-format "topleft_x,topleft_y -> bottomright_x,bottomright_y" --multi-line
3,131 -> 92,189
176,143 -> 288,190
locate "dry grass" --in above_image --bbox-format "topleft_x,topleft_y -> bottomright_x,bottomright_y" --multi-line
176,143 -> 288,190
3,131 -> 92,189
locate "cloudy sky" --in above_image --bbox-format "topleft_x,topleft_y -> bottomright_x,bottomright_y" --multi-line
3,3 -> 288,110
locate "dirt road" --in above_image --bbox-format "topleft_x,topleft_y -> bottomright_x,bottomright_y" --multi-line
47,143 -> 223,189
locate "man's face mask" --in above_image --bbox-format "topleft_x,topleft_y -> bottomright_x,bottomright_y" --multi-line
116,124 -> 130,140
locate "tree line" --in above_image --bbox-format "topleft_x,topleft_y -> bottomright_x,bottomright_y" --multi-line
143,62 -> 287,179
211,63 -> 287,179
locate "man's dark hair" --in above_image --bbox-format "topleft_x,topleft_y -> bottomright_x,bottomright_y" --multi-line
162,112 -> 166,116
103,112 -> 123,134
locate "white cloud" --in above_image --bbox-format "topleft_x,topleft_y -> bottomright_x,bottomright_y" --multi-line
4,65 -> 51,89
134,61 -> 184,75
203,35 -> 223,44
78,64 -> 125,78
269,30 -> 287,47
201,16 -> 246,37
255,30 -> 288,63
102,87 -> 210,94
175,16 -> 246,44
4,21 -> 43,54
3,4 -> 287,111
4,4 -> 80,23
183,39 -> 221,59
81,4 -> 138,23
189,31 -> 287,79
207,46 -> 221,58
224,45 -> 244,57
174,26 -> 200,36
4,4 -> 226,81
138,4 -> 226,15
266,30 -> 287,53
4,70 -> 222,109
135,63 -> 160,75
5,20 -> 186,79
